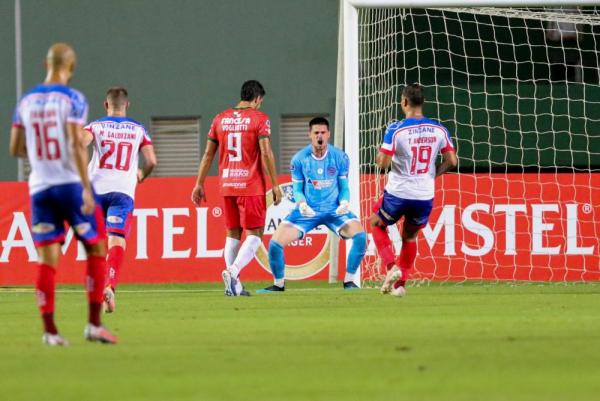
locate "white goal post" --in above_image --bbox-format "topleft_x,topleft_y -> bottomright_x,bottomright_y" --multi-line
339,0 -> 600,284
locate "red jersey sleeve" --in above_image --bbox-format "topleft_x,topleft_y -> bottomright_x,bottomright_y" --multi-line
207,118 -> 219,143
257,115 -> 271,139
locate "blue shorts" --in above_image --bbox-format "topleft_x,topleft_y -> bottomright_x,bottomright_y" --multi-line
283,208 -> 359,239
97,192 -> 134,238
30,183 -> 106,247
373,191 -> 433,228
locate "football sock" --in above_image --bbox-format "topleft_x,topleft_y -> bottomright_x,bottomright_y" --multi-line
274,278 -> 285,288
106,245 -> 124,290
347,231 -> 367,274
397,239 -> 417,285
268,240 -> 285,281
36,263 -> 57,334
224,237 -> 241,268
86,255 -> 106,327
228,235 -> 262,277
344,272 -> 356,283
372,225 -> 395,269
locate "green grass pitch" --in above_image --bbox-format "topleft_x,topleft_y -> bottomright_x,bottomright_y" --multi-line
1,281 -> 599,401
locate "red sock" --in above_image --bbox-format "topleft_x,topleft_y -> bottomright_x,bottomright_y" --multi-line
395,240 -> 417,287
372,225 -> 395,270
106,245 -> 125,290
36,264 -> 57,334
86,255 -> 106,326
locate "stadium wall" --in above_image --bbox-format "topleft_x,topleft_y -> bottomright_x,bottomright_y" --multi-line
0,0 -> 339,180
3,2 -> 599,181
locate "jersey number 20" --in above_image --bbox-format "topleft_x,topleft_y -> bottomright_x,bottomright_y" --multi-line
99,140 -> 133,170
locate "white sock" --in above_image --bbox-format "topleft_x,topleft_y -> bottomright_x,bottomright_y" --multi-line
274,278 -> 285,288
344,271 -> 357,283
224,237 -> 241,269
228,235 -> 262,277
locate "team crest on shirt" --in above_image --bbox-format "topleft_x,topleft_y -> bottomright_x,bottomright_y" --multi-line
327,166 -> 337,176
31,223 -> 55,234
74,223 -> 92,236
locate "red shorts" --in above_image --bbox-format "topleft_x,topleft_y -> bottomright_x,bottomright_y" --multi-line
223,195 -> 266,229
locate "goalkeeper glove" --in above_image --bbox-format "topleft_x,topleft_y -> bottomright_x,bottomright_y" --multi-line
335,200 -> 350,215
298,202 -> 316,217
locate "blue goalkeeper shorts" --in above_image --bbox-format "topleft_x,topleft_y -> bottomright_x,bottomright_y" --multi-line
283,208 -> 360,239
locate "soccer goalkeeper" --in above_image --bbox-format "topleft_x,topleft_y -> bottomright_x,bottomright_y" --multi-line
258,117 -> 367,292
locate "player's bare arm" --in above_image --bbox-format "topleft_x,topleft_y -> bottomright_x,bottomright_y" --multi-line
9,126 -> 27,158
68,123 -> 95,214
435,150 -> 458,177
81,129 -> 94,147
138,144 -> 158,183
191,139 -> 218,205
376,151 -> 392,170
259,137 -> 282,205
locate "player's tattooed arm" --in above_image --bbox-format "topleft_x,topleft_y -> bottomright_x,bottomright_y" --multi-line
436,150 -> 458,177
376,151 -> 392,170
259,137 -> 282,206
191,139 -> 218,205
9,126 -> 27,158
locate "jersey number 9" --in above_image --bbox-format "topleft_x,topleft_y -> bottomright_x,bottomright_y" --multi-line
227,132 -> 242,162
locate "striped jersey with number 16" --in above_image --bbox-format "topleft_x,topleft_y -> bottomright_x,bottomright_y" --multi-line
12,84 -> 89,195
85,116 -> 152,200
380,117 -> 455,200
207,108 -> 271,196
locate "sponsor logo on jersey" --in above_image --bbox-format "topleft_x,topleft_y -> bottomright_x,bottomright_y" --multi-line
74,223 -> 92,236
107,216 -> 124,224
31,223 -> 55,234
308,178 -> 334,190
222,168 -> 249,179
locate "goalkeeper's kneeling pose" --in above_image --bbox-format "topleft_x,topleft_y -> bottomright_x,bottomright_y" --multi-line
258,117 -> 366,292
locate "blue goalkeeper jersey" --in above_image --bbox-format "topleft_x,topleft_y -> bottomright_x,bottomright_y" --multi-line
290,144 -> 350,213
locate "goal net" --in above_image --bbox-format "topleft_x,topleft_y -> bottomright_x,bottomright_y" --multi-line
343,1 -> 600,284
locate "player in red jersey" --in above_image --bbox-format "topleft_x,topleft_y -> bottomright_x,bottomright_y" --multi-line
192,80 -> 282,296
9,43 -> 117,345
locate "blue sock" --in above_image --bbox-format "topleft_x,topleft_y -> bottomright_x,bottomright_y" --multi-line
268,240 -> 285,281
347,232 -> 367,275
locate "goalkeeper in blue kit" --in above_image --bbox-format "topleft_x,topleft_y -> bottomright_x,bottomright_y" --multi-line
258,117 -> 367,292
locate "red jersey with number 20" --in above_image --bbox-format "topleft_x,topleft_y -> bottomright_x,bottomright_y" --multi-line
208,108 -> 271,196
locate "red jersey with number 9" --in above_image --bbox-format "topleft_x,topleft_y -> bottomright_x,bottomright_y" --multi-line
208,108 -> 272,196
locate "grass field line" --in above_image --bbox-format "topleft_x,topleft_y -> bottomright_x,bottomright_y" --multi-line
0,287 -> 368,294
